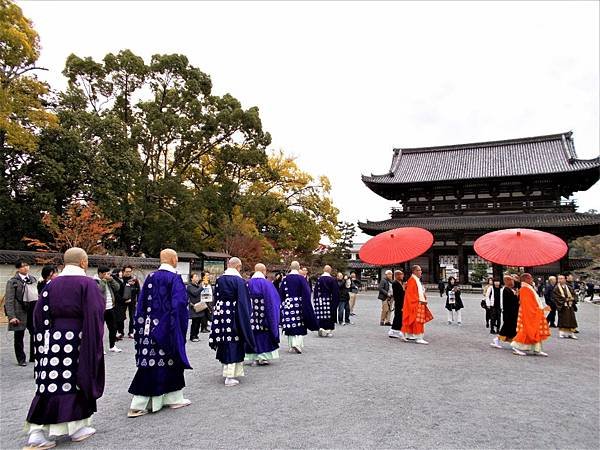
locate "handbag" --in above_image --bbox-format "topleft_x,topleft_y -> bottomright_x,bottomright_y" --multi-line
480,299 -> 487,309
193,301 -> 208,313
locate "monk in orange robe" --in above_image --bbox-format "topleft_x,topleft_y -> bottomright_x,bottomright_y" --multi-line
511,273 -> 551,356
401,265 -> 433,345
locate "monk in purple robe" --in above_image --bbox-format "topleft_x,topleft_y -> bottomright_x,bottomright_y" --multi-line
24,247 -> 105,450
279,261 -> 318,353
209,257 -> 255,387
127,249 -> 192,417
313,265 -> 340,337
244,263 -> 281,365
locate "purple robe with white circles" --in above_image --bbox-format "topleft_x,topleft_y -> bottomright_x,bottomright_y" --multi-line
245,276 -> 281,354
26,275 -> 105,425
128,269 -> 191,397
209,274 -> 256,364
313,275 -> 340,330
279,274 -> 318,336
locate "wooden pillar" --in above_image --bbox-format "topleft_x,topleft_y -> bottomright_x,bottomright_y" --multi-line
492,263 -> 503,281
432,250 -> 440,283
427,250 -> 434,283
457,243 -> 466,284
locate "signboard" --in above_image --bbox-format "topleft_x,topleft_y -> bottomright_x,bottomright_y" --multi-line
203,260 -> 225,284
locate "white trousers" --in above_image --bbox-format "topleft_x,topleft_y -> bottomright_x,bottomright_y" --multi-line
447,309 -> 462,323
222,362 -> 244,378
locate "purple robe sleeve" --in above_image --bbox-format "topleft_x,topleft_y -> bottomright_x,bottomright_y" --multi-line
236,280 -> 256,352
262,279 -> 281,343
77,279 -> 106,401
301,277 -> 319,331
330,277 -> 340,322
151,276 -> 191,369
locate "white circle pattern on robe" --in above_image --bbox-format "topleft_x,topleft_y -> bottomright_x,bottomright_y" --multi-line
34,327 -> 82,395
281,295 -> 305,330
39,384 -> 45,393
42,292 -> 48,298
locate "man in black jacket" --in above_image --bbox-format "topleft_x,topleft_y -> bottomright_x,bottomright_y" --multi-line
117,265 -> 140,339
4,260 -> 38,366
544,275 -> 557,327
388,270 -> 405,338
378,270 -> 393,326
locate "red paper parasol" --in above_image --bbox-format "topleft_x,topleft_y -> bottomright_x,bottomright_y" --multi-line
359,227 -> 434,265
474,228 -> 568,267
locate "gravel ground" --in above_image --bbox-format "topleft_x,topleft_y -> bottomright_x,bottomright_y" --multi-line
1,292 -> 598,450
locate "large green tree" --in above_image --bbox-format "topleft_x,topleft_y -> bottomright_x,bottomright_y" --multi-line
18,48 -> 339,257
0,0 -> 57,249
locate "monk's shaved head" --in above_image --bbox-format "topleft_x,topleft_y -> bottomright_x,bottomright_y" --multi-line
255,263 -> 266,274
64,247 -> 88,266
228,257 -> 242,269
290,261 -> 300,270
521,273 -> 533,283
323,265 -> 332,274
160,248 -> 178,268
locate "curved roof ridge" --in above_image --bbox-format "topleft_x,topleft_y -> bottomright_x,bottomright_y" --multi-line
400,131 -> 572,154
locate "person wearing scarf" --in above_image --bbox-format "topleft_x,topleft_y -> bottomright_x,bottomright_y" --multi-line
401,265 -> 433,345
24,248 -> 105,450
511,273 -> 551,356
485,279 -> 502,334
279,261 -> 319,353
244,263 -> 281,365
127,249 -> 192,417
313,265 -> 340,337
553,274 -> 578,339
208,257 -> 255,387
491,275 -> 520,349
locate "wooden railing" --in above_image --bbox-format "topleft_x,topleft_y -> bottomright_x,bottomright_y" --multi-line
391,200 -> 576,217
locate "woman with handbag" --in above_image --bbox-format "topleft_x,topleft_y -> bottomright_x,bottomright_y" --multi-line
445,277 -> 464,325
187,273 -> 207,342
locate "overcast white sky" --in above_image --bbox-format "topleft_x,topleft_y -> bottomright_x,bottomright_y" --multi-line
19,1 -> 600,242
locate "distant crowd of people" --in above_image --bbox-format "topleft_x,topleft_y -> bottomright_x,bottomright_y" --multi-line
3,249 -> 593,450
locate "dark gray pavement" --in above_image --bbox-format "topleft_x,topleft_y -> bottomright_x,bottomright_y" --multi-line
1,292 -> 598,449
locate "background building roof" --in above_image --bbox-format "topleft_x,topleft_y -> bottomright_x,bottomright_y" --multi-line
362,132 -> 600,186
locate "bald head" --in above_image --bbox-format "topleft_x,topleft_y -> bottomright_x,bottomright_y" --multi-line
521,273 -> 533,285
228,257 -> 242,270
254,263 -> 266,274
290,261 -> 300,271
323,265 -> 332,274
160,249 -> 178,268
64,247 -> 88,269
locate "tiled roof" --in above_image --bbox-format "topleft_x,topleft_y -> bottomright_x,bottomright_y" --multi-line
0,250 -> 160,269
201,251 -> 231,259
347,260 -> 384,269
359,212 -> 600,234
362,132 -> 600,186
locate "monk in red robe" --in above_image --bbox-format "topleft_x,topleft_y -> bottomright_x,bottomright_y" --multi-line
511,273 -> 551,356
401,265 -> 433,345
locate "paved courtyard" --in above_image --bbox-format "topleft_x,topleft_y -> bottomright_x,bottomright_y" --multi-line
1,292 -> 598,449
